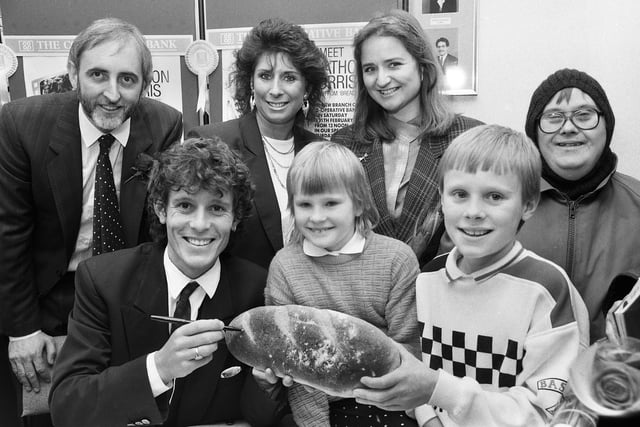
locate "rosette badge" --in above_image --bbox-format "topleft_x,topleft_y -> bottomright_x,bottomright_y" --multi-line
0,44 -> 19,106
570,337 -> 640,417
185,40 -> 219,115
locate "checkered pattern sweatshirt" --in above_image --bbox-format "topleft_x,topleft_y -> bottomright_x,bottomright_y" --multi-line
265,232 -> 420,427
415,241 -> 589,427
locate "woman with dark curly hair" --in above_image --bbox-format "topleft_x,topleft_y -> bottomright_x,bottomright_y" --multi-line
50,137 -> 284,427
332,10 -> 482,267
188,17 -> 330,269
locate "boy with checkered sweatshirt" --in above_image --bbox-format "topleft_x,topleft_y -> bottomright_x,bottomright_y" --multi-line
353,125 -> 590,427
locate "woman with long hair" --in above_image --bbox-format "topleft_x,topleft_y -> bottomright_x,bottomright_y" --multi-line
332,9 -> 482,267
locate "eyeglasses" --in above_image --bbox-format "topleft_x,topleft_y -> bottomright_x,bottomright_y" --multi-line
539,108 -> 602,134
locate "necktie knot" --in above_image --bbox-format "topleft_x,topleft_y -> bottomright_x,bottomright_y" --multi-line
99,133 -> 115,151
178,281 -> 200,306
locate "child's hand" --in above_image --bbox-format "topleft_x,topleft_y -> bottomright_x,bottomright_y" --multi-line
352,341 -> 438,411
252,367 -> 294,398
422,417 -> 444,427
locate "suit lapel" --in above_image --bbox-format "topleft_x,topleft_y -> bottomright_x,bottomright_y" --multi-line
122,244 -> 169,358
120,109 -> 153,246
47,96 -> 83,258
364,140 -> 396,237
175,264 -> 237,425
292,124 -> 314,152
396,134 -> 445,241
241,114 -> 284,252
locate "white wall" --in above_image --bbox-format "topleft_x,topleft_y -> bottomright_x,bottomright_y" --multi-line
450,0 -> 640,180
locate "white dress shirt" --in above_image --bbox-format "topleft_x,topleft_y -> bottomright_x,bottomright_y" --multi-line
10,106 -> 131,341
68,104 -> 131,271
146,249 -> 221,396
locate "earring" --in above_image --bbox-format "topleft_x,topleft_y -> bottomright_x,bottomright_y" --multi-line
250,91 -> 256,110
302,95 -> 309,119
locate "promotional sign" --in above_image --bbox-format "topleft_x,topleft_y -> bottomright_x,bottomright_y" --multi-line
208,23 -> 365,139
3,35 -> 192,112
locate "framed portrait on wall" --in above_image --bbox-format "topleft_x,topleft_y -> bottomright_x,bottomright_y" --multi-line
406,0 -> 477,95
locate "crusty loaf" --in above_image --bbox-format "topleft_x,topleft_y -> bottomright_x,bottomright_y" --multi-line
225,305 -> 400,397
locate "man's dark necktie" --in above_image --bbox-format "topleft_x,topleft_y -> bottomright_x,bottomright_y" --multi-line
92,134 -> 126,256
171,281 -> 199,334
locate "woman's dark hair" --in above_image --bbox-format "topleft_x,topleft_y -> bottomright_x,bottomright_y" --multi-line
352,9 -> 455,142
231,17 -> 330,123
147,137 -> 254,242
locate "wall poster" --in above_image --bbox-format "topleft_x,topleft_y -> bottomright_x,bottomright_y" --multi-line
208,22 -> 366,139
3,35 -> 192,112
407,0 -> 478,95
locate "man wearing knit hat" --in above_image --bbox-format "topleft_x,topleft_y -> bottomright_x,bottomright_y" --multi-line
518,68 -> 640,343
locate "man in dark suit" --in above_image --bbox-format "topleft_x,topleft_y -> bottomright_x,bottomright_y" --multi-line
0,17 -> 182,426
425,0 -> 458,14
49,138 -> 281,427
436,37 -> 459,75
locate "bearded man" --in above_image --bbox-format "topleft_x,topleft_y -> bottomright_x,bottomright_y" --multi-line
0,17 -> 182,427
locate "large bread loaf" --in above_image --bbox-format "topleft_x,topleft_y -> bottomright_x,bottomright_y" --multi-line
225,305 -> 400,397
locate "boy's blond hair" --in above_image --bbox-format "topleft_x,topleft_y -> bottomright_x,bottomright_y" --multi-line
438,124 -> 542,206
286,141 -> 379,243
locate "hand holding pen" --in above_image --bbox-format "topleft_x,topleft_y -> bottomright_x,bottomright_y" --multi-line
153,318 -> 227,384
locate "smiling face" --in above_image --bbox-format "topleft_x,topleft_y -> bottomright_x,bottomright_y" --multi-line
154,187 -> 238,279
292,188 -> 361,252
436,41 -> 448,57
442,169 -> 537,274
68,39 -> 144,133
360,35 -> 422,122
536,88 -> 607,181
252,51 -> 307,137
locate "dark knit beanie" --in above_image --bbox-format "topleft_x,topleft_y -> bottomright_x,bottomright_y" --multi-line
525,68 -> 615,147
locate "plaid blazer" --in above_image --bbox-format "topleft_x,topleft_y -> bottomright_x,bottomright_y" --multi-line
332,115 -> 482,265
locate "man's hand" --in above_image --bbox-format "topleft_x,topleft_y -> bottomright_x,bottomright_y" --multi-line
154,319 -> 225,385
353,342 -> 438,411
8,331 -> 57,392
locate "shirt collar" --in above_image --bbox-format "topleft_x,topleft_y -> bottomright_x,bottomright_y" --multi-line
303,231 -> 366,257
445,241 -> 524,284
78,103 -> 131,148
387,113 -> 422,128
163,248 -> 221,299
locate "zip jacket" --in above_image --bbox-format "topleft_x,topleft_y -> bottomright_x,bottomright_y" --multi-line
518,166 -> 640,342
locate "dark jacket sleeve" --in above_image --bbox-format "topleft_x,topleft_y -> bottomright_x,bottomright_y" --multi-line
49,259 -> 165,427
0,101 -> 43,335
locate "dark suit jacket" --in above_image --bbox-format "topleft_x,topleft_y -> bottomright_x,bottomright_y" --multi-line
440,54 -> 459,75
187,113 -> 319,269
331,115 -> 482,265
49,242 -> 280,427
0,91 -> 182,337
426,0 -> 458,13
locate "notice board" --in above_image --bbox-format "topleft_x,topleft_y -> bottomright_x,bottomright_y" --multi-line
1,0 -> 400,130
0,0 -> 199,127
